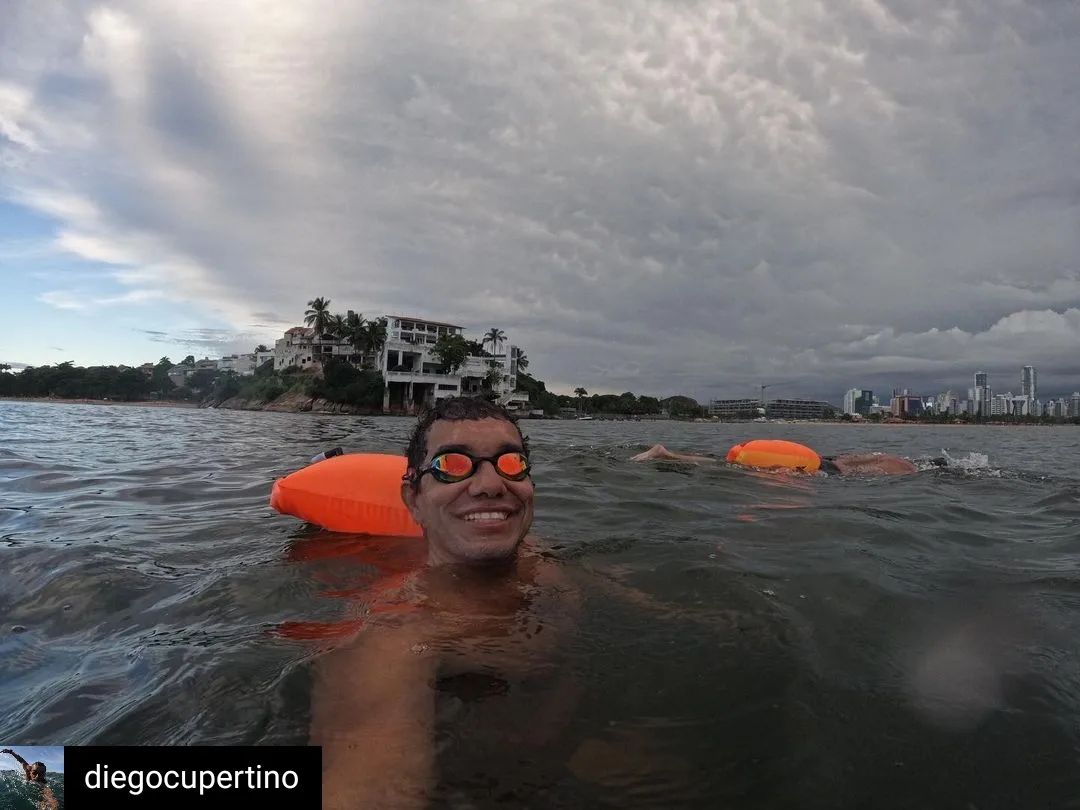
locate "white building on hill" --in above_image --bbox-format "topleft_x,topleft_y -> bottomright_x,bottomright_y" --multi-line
218,353 -> 256,375
274,326 -> 362,370
271,314 -> 529,414
380,315 -> 527,413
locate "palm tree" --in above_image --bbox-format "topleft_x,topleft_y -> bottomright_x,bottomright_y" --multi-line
345,310 -> 365,333
254,344 -> 269,353
0,363 -> 10,373
514,349 -> 529,372
574,387 -> 588,415
484,327 -> 506,357
327,313 -> 349,339
342,312 -> 367,364
304,297 -> 332,336
363,318 -> 388,368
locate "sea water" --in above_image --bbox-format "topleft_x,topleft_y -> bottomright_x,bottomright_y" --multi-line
1,402 -> 1078,807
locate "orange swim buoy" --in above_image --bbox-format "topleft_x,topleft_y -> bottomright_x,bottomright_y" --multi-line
270,453 -> 423,536
726,439 -> 822,472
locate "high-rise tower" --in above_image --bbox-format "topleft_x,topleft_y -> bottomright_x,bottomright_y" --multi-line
974,371 -> 990,416
1021,365 -> 1037,402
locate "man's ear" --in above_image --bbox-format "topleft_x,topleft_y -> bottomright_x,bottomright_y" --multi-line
401,481 -> 423,524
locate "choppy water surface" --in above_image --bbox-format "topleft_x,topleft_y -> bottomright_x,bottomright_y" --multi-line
2,402 -> 1079,808
0,771 -> 64,810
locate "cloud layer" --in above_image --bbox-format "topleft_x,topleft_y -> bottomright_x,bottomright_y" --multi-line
2,0 -> 1078,397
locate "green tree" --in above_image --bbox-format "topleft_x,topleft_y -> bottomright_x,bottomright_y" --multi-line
663,395 -> 701,418
482,363 -> 504,400
513,348 -> 529,371
181,355 -> 196,366
151,357 -> 175,396
337,311 -> 367,362
432,334 -> 469,373
574,387 -> 588,414
638,395 -> 661,414
364,318 -> 388,360
0,363 -> 10,373
212,372 -> 242,403
115,367 -> 149,401
515,371 -> 559,415
310,358 -> 385,409
484,327 -> 506,356
304,297 -> 332,336
188,368 -> 218,391
327,313 -> 349,339
254,344 -> 270,353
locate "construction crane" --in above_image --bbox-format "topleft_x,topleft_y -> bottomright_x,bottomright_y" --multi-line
759,381 -> 791,407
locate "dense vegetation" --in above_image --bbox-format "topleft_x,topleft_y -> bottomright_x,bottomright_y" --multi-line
0,358 -> 385,411
0,359 -> 172,401
0,360 -> 705,417
511,373 -> 702,417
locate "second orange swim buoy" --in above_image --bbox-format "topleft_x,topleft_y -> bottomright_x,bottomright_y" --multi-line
726,439 -> 822,472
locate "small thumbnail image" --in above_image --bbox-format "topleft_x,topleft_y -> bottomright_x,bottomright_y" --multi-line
0,746 -> 63,809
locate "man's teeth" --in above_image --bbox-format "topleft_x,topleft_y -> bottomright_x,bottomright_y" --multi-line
463,512 -> 510,521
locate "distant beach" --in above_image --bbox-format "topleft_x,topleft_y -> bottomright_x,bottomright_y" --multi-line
0,396 -> 200,409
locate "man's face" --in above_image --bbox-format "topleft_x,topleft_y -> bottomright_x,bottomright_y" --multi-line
402,417 -> 534,565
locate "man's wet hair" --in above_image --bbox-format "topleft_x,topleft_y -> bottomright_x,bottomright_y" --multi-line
405,397 -> 529,489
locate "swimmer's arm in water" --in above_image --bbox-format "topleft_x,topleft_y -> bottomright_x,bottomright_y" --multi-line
629,444 -> 717,464
1,749 -> 32,780
311,621 -> 437,810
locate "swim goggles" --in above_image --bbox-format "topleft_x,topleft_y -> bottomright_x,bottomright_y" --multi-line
410,451 -> 531,484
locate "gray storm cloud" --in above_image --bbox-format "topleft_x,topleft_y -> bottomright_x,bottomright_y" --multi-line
1,0 -> 1078,397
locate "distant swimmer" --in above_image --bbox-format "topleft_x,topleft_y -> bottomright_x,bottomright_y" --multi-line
631,443 -> 928,475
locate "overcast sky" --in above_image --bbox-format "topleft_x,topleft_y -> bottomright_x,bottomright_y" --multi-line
1,0 -> 1078,401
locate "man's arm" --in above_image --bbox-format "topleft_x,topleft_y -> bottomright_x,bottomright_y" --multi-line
1,749 -> 32,779
311,620 -> 437,810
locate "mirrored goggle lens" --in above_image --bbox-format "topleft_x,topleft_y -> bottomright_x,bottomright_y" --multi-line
432,453 -> 474,479
495,452 -> 530,479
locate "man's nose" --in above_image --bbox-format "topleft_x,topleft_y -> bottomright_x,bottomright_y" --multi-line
467,459 -> 506,496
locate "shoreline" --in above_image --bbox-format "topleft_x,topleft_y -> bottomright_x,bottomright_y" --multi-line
2,398 -> 1075,425
0,396 -> 202,409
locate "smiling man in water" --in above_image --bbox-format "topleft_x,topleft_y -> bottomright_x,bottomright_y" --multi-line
400,397 -> 535,566
312,398 -> 578,809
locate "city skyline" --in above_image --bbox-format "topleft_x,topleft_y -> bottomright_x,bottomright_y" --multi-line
840,363 -> 1080,418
